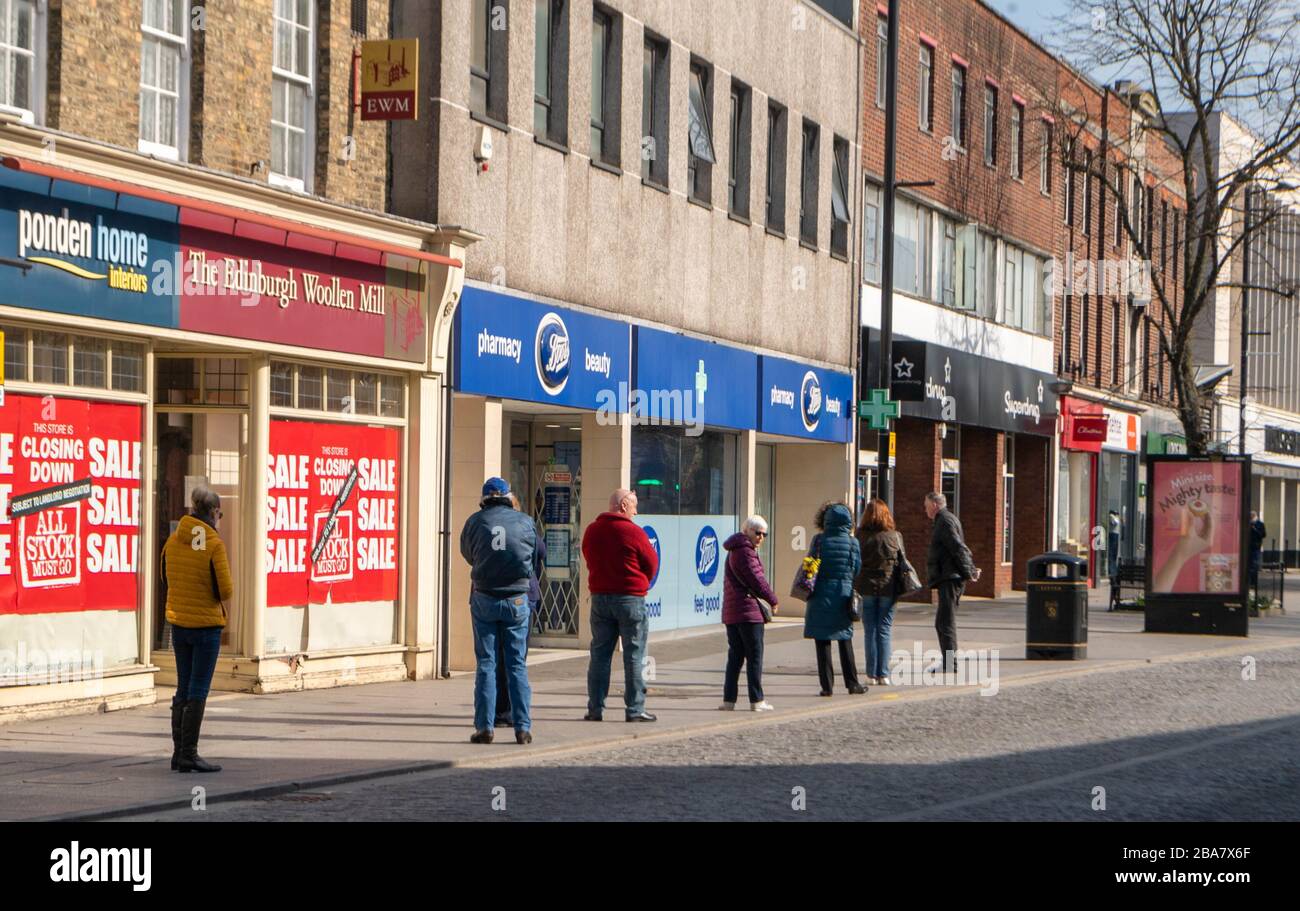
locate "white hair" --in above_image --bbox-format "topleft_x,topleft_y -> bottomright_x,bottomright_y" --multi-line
926,491 -> 947,509
743,515 -> 768,534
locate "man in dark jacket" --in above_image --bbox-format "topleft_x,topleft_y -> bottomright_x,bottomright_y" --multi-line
1249,511 -> 1266,594
924,492 -> 980,674
494,495 -> 547,727
460,477 -> 537,745
580,488 -> 659,722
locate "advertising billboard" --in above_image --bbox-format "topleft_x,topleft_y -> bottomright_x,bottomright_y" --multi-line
1144,455 -> 1250,636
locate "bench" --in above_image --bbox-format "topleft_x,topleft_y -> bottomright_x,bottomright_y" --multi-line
1109,559 -> 1145,612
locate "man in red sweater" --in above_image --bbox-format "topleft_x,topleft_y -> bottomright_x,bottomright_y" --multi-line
581,488 -> 659,722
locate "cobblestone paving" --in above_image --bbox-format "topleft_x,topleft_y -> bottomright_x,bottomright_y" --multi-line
136,646 -> 1300,821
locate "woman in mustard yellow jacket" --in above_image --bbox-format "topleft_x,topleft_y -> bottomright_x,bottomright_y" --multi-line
160,486 -> 234,773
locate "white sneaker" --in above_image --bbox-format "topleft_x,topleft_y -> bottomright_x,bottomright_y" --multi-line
878,676 -> 892,686
751,701 -> 775,712
719,701 -> 736,711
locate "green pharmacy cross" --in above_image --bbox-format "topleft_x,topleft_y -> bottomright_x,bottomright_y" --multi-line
858,389 -> 901,431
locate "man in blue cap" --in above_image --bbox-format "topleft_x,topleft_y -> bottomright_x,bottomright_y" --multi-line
460,477 -> 538,744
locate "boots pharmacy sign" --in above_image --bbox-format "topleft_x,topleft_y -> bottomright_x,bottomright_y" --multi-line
0,164 -> 430,362
0,395 -> 142,614
265,421 -> 401,607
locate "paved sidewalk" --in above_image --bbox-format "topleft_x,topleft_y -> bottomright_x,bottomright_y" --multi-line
2,595 -> 1296,821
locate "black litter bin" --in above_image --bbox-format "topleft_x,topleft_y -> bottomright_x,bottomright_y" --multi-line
1026,552 -> 1088,660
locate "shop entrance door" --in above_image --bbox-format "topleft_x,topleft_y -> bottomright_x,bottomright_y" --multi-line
508,414 -> 582,638
153,357 -> 251,655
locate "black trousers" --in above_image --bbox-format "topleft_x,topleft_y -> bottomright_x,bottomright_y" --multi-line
814,639 -> 861,693
935,581 -> 964,670
723,622 -> 765,703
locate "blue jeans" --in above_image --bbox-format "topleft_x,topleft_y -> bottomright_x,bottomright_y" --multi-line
587,594 -> 648,718
172,626 -> 222,705
861,595 -> 895,680
470,591 -> 532,733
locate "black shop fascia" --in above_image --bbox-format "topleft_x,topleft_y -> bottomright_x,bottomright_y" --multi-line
861,329 -> 1059,436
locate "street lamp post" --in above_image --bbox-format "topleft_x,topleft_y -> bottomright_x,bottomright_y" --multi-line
1240,184 -> 1253,456
875,0 -> 900,506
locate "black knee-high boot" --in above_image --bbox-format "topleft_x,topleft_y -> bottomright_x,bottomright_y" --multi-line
177,699 -> 222,773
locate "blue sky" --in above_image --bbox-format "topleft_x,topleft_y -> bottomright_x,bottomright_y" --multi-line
983,0 -> 1134,89
982,0 -> 1063,47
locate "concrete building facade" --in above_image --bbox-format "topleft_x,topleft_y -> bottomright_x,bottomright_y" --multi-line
391,0 -> 863,666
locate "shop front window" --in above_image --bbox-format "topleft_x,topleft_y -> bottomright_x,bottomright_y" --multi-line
941,424 -> 960,517
1060,449 -> 1094,563
270,361 -> 405,418
154,410 -> 248,654
3,327 -> 144,393
1002,436 -> 1014,564
631,426 -> 738,630
156,357 -> 248,406
32,330 -> 67,384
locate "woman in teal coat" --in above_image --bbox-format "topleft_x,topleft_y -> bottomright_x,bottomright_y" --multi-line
803,502 -> 866,696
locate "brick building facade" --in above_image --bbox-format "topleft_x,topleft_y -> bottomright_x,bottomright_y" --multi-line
856,0 -> 1189,594
0,1 -> 472,721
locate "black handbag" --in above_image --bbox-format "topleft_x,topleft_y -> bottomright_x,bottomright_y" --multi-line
895,557 -> 923,596
848,591 -> 863,622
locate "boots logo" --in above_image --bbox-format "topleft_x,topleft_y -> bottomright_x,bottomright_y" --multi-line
535,312 -> 571,395
800,371 -> 822,432
643,524 -> 662,588
695,526 -> 719,585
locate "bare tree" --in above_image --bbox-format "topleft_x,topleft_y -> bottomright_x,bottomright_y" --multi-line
1044,0 -> 1300,454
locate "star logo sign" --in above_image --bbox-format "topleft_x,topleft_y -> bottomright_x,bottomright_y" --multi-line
894,357 -> 915,379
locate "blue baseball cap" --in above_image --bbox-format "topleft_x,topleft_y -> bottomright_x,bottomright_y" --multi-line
482,477 -> 511,498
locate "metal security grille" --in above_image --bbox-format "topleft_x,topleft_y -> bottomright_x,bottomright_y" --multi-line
350,0 -> 367,37
532,466 -> 581,637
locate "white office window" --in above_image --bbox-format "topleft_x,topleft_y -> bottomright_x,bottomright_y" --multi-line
139,0 -> 186,158
271,0 -> 313,190
0,0 -> 37,121
918,44 -> 932,131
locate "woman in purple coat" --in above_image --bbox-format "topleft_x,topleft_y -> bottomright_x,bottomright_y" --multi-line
720,516 -> 779,712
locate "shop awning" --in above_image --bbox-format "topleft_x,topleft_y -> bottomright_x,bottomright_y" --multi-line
1,155 -> 462,270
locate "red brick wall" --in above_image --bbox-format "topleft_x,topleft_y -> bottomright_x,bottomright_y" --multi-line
858,0 -> 1061,256
44,0 -> 388,210
857,0 -> 1189,416
889,416 -> 940,604
959,426 -> 1008,597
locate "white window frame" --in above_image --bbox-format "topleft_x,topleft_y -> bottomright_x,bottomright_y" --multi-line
270,0 -> 315,192
1010,103 -> 1022,179
1039,121 -> 1052,196
950,63 -> 966,150
875,16 -> 887,109
983,84 -> 996,167
0,0 -> 46,124
139,0 -> 189,160
918,44 -> 932,132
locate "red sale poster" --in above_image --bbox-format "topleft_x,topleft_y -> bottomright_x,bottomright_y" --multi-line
0,394 -> 142,615
266,420 -> 401,607
1150,460 -> 1244,595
